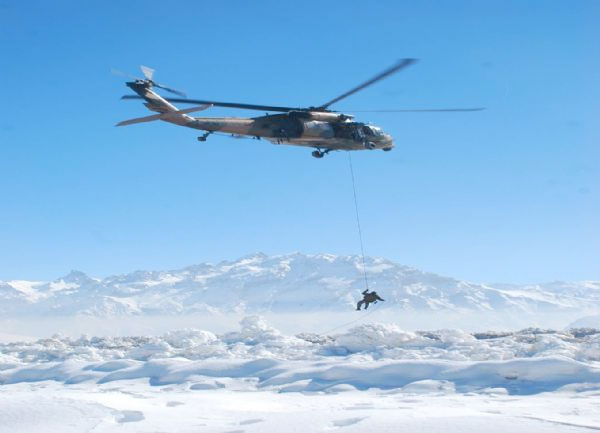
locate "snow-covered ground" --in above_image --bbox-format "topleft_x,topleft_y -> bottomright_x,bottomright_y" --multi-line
3,381 -> 599,433
1,317 -> 599,432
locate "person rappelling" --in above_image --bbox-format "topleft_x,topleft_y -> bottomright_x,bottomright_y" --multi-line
356,289 -> 384,310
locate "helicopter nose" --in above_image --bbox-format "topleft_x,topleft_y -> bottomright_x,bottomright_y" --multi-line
382,135 -> 394,151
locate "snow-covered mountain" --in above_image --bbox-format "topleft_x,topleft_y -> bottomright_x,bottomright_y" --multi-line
1,253 -> 598,317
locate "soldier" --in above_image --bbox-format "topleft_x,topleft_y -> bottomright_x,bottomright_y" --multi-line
356,289 -> 385,310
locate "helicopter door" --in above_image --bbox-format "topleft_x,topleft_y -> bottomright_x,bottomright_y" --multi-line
272,116 -> 303,139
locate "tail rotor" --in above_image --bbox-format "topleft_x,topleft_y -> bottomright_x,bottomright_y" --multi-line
139,65 -> 187,97
113,65 -> 187,97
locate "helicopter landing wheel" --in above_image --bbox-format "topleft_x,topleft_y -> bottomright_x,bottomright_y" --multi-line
197,132 -> 212,142
312,150 -> 324,159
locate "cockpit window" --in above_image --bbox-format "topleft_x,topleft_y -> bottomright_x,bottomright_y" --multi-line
363,126 -> 382,136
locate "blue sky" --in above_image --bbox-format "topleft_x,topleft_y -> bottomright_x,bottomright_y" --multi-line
0,0 -> 598,283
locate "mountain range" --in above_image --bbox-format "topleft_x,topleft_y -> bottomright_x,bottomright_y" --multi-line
1,253 -> 598,317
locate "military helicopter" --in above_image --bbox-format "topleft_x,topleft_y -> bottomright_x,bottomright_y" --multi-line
116,59 -> 482,158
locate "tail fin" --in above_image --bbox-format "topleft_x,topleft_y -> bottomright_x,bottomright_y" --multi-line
126,81 -> 179,114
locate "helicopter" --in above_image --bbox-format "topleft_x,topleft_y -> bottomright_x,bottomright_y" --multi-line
116,59 -> 483,158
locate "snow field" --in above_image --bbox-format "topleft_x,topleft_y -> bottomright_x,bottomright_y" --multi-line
2,317 -> 600,431
1,381 -> 599,433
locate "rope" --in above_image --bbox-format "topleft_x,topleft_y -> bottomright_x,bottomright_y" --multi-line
315,153 -> 380,336
348,153 -> 369,292
316,153 -> 380,337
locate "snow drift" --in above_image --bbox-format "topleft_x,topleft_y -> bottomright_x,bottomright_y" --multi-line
1,317 -> 599,395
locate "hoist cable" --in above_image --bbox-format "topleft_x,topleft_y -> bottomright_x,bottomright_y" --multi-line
348,152 -> 369,293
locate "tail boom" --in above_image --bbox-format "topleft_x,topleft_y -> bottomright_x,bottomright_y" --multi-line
124,81 -> 196,127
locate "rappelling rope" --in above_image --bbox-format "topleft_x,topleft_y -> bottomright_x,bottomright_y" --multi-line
316,153 -> 378,337
311,154 -> 379,337
348,152 -> 370,293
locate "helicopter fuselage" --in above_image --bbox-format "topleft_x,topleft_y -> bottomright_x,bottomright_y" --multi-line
188,113 -> 394,151
125,80 -> 394,154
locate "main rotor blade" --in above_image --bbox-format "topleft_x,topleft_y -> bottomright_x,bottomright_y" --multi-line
318,58 -> 418,110
343,108 -> 485,112
111,68 -> 139,80
121,95 -> 303,112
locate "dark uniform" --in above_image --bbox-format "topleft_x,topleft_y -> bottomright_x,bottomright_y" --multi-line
356,289 -> 384,310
